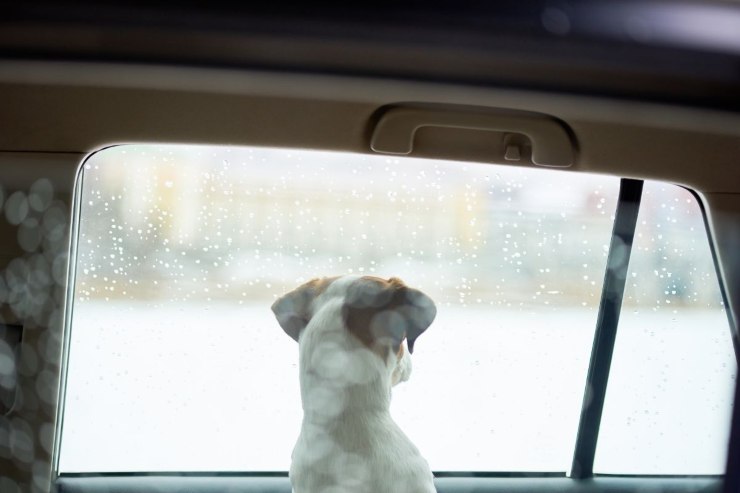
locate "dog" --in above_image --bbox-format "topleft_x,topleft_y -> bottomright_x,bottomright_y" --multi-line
272,275 -> 437,493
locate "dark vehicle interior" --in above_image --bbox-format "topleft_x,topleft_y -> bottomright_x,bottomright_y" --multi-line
0,1 -> 739,492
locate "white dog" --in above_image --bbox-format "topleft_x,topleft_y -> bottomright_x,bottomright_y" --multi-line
272,275 -> 437,493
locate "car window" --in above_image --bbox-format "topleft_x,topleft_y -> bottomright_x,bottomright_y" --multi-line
594,182 -> 736,475
56,144 -> 734,475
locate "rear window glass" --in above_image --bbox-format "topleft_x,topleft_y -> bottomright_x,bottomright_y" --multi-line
595,183 -> 736,474
56,144 -> 735,475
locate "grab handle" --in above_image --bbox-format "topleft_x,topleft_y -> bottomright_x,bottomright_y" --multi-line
370,104 -> 575,168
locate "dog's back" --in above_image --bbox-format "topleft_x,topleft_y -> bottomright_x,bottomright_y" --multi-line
272,276 -> 437,493
290,407 -> 435,493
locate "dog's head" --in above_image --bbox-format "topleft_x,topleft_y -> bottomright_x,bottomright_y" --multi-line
271,276 -> 436,385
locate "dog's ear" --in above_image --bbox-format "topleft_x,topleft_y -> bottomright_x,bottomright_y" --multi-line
343,277 -> 436,354
271,279 -> 326,342
395,284 -> 436,354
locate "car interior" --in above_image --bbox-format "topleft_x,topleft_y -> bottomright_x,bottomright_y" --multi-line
1,1 -> 739,492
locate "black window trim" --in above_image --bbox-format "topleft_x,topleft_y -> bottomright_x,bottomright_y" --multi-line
570,178 -> 644,479
689,188 -> 740,359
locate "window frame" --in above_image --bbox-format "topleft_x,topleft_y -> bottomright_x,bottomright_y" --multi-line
52,148 -> 739,482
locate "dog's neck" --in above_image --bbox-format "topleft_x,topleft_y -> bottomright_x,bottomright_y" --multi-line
298,297 -> 394,425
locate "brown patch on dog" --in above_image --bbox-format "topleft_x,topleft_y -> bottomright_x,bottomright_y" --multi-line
271,276 -> 339,342
342,276 -> 436,361
273,275 -> 436,359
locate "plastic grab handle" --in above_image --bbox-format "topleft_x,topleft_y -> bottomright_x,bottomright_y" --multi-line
370,104 -> 575,168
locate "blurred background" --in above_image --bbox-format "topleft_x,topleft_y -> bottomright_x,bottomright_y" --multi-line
73,145 -> 719,307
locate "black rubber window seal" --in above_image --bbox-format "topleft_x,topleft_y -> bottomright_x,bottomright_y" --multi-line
571,178 -> 644,480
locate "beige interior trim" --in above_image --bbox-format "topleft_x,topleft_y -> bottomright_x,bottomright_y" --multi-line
1,62 -> 739,195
